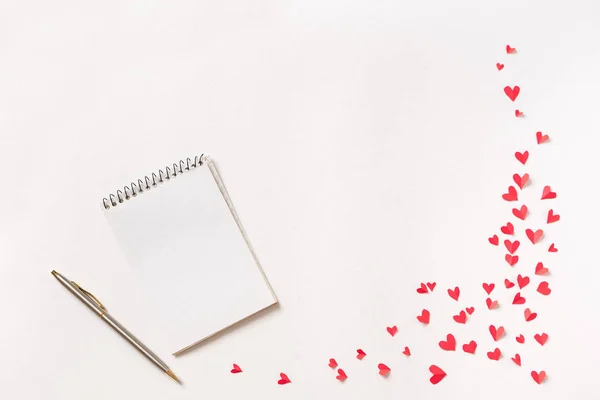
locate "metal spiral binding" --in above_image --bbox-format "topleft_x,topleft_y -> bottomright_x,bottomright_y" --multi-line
102,155 -> 204,210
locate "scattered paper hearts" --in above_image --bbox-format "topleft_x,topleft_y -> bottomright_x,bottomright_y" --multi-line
526,228 -> 544,244
511,353 -> 522,366
463,340 -> 477,354
504,278 -> 515,288
517,274 -> 530,289
515,109 -> 524,117
515,151 -> 529,165
488,235 -> 499,246
505,254 -> 519,267
483,283 -> 495,295
447,286 -> 460,301
516,334 -> 525,344
231,364 -> 243,374
536,131 -> 549,144
534,333 -> 549,346
278,373 -> 291,385
439,334 -> 457,351
504,239 -> 520,254
336,368 -> 347,381
537,281 -> 551,295
429,365 -> 447,385
547,209 -> 560,223
328,358 -> 338,368
504,85 -> 520,102
506,45 -> 516,54
548,243 -> 558,252
524,308 -> 538,322
489,325 -> 505,341
486,298 -> 499,310
403,346 -> 411,356
427,282 -> 437,291
487,348 -> 502,361
535,262 -> 549,275
387,326 -> 398,337
378,363 -> 391,377
512,292 -> 526,305
496,63 -> 505,71
356,349 -> 367,360
501,222 -> 515,235
502,186 -> 519,201
453,310 -> 467,324
512,205 -> 528,220
513,173 -> 530,189
416,283 -> 428,294
465,306 -> 475,315
531,371 -> 547,385
541,186 -> 557,200
417,309 -> 431,324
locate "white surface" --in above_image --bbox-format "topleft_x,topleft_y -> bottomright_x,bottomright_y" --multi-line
1,1 -> 599,399
104,157 -> 276,354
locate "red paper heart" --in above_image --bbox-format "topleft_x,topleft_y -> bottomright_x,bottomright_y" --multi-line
536,131 -> 549,144
537,281 -> 551,295
512,205 -> 528,220
504,239 -> 520,254
489,325 -> 505,341
427,282 -> 437,291
328,358 -> 338,368
541,185 -> 557,200
465,306 -> 475,315
231,364 -> 243,374
416,283 -> 428,294
547,209 -> 560,223
513,173 -> 530,189
506,45 -> 516,54
453,310 -> 467,324
417,309 -> 430,324
501,222 -> 515,235
535,262 -> 549,275
336,368 -> 347,381
515,109 -> 524,117
496,62 -> 505,70
483,283 -> 495,295
548,243 -> 558,252
403,346 -> 411,356
515,151 -> 529,165
387,326 -> 398,337
278,373 -> 291,385
488,235 -> 499,246
516,334 -> 525,344
526,228 -> 544,244
356,349 -> 366,360
462,340 -> 477,354
439,334 -> 456,351
517,274 -> 530,289
524,308 -> 537,322
534,333 -> 549,346
511,353 -> 522,366
487,348 -> 502,361
429,365 -> 447,385
378,363 -> 391,377
504,278 -> 515,288
502,186 -> 518,201
504,85 -> 520,101
505,254 -> 519,267
512,292 -> 526,305
486,297 -> 499,310
531,370 -> 547,385
447,286 -> 460,301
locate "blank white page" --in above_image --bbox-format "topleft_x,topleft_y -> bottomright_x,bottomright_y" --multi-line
104,157 -> 277,355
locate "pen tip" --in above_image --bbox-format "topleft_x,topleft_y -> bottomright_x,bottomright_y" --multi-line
51,270 -> 58,276
166,369 -> 182,384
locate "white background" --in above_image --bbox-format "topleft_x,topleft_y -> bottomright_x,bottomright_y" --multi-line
1,1 -> 599,399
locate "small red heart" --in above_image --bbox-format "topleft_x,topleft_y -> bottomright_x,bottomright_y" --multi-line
496,62 -> 505,70
378,363 -> 391,377
504,278 -> 515,288
427,282 -> 437,291
487,347 -> 502,361
541,185 -> 557,200
504,85 -> 520,101
453,310 -> 467,324
489,325 -> 505,341
278,372 -> 291,385
516,334 -> 525,344
548,243 -> 558,252
403,346 -> 411,356
525,228 -> 544,244
231,363 -> 243,374
534,333 -> 549,346
356,349 -> 367,360
535,262 -> 549,275
515,109 -> 524,117
429,365 -> 447,385
417,309 -> 430,324
502,186 -> 519,201
517,274 -> 530,289
462,340 -> 477,354
336,368 -> 347,381
505,254 -> 519,267
531,370 -> 547,385
506,45 -> 516,54
512,292 -> 526,305
547,209 -> 560,224
524,308 -> 537,322
537,281 -> 551,296
328,358 -> 338,368
511,353 -> 522,366
504,239 -> 520,254
515,151 -> 529,165
513,173 -> 530,189
483,282 -> 495,295
465,306 -> 475,315
439,333 -> 456,351
512,205 -> 528,220
416,283 -> 428,294
501,222 -> 514,235
488,234 -> 499,245
447,286 -> 460,301
486,297 -> 499,310
536,131 -> 550,144
387,326 -> 398,337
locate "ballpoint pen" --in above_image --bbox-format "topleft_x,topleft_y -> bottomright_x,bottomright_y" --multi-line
51,270 -> 182,384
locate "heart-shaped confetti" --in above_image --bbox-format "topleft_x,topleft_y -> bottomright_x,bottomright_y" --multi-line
502,186 -> 519,201
462,340 -> 477,354
278,373 -> 291,385
416,283 -> 428,294
535,262 -> 549,275
427,282 -> 437,291
231,364 -> 243,374
534,333 -> 549,346
447,286 -> 460,301
488,235 -> 499,245
536,131 -> 549,144
524,308 -> 537,322
515,151 -> 529,165
526,228 -> 544,244
501,222 -> 515,235
487,348 -> 502,361
439,334 -> 457,351
496,63 -> 504,70
516,334 -> 525,344
504,86 -> 520,101
453,310 -> 467,324
512,292 -> 526,305
429,365 -> 447,385
511,353 -> 522,366
465,306 -> 475,315
513,173 -> 530,189
515,109 -> 524,117
336,368 -> 347,381
531,371 -> 547,385
417,309 -> 431,324
378,363 -> 391,377
537,281 -> 551,296
328,358 -> 338,368
541,186 -> 557,200
489,325 -> 505,341
548,243 -> 558,252
512,205 -> 528,220
483,283 -> 495,295
504,239 -> 520,254
517,274 -> 530,289
505,254 -> 519,267
506,45 -> 516,54
547,209 -> 560,223
387,326 -> 398,337
403,346 -> 411,356
505,278 -> 515,288
486,298 -> 499,310
356,349 -> 366,360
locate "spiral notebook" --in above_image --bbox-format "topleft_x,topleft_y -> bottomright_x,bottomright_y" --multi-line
103,155 -> 277,355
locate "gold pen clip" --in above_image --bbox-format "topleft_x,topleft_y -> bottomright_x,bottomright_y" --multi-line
71,281 -> 107,311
